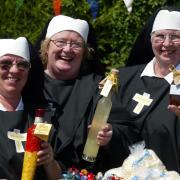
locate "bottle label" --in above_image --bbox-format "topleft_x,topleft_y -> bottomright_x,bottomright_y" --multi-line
170,64 -> 180,85
34,117 -> 43,124
100,79 -> 113,97
34,123 -> 52,141
170,84 -> 180,95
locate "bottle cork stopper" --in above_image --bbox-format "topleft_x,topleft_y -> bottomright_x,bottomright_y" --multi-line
111,68 -> 119,75
35,109 -> 45,117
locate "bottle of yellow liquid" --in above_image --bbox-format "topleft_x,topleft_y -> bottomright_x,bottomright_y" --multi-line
82,69 -> 119,162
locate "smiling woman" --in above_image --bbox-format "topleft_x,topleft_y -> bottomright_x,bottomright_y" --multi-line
0,38 -> 30,108
0,37 -> 61,180
35,14 -> 118,174
45,30 -> 85,80
40,15 -> 89,80
0,55 -> 29,105
107,7 -> 180,175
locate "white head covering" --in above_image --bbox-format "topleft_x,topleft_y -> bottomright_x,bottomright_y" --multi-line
152,10 -> 180,33
0,37 -> 30,61
46,15 -> 89,43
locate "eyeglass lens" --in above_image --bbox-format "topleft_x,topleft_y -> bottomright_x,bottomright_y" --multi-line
0,60 -> 31,71
153,33 -> 180,43
50,39 -> 83,49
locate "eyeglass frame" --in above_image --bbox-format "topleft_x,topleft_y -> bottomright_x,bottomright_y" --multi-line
0,60 -> 31,71
50,39 -> 85,50
151,31 -> 180,43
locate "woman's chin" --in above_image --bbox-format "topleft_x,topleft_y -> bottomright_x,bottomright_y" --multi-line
57,65 -> 72,72
56,61 -> 72,70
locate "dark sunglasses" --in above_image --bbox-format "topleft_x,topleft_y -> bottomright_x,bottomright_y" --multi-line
0,60 -> 31,71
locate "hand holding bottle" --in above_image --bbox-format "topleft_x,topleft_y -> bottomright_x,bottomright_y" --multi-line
168,104 -> 180,118
37,141 -> 54,166
82,69 -> 119,162
39,142 -> 61,180
97,123 -> 113,146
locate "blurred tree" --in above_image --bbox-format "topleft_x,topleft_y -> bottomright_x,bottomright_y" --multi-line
0,0 -> 179,70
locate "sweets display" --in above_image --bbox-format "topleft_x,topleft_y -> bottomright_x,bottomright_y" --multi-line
103,142 -> 180,180
61,167 -> 103,180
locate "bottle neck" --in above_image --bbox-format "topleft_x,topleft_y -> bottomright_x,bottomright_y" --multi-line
104,90 -> 113,99
34,117 -> 43,124
34,109 -> 45,124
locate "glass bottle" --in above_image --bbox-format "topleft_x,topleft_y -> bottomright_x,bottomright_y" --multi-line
21,108 -> 45,180
82,69 -> 119,162
169,84 -> 180,106
169,64 -> 180,106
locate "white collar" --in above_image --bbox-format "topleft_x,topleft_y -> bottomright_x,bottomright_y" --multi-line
140,57 -> 173,84
0,97 -> 24,111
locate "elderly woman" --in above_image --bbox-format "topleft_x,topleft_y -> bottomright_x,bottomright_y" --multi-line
0,37 -> 60,180
126,6 -> 180,67
39,15 -> 114,172
108,9 -> 180,173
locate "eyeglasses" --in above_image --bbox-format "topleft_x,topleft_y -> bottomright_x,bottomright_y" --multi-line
0,60 -> 31,71
152,33 -> 180,43
50,39 -> 84,49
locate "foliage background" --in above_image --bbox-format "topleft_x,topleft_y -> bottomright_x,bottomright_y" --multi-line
0,0 -> 180,71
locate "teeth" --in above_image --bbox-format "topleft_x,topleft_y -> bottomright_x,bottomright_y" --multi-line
7,77 -> 18,81
162,50 -> 173,54
61,56 -> 72,60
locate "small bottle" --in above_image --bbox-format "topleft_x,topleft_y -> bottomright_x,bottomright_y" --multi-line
21,109 -> 45,180
169,84 -> 180,106
82,69 -> 119,162
169,64 -> 180,106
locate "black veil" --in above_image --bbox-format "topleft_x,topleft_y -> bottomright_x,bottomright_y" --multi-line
22,38 -> 46,105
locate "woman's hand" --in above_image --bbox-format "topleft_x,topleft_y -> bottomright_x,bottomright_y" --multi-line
37,142 -> 61,180
97,123 -> 113,146
168,104 -> 180,118
37,141 -> 54,166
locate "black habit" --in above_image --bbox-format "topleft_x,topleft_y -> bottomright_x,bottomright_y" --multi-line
0,105 -> 51,179
43,73 -> 111,172
109,65 -> 180,173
